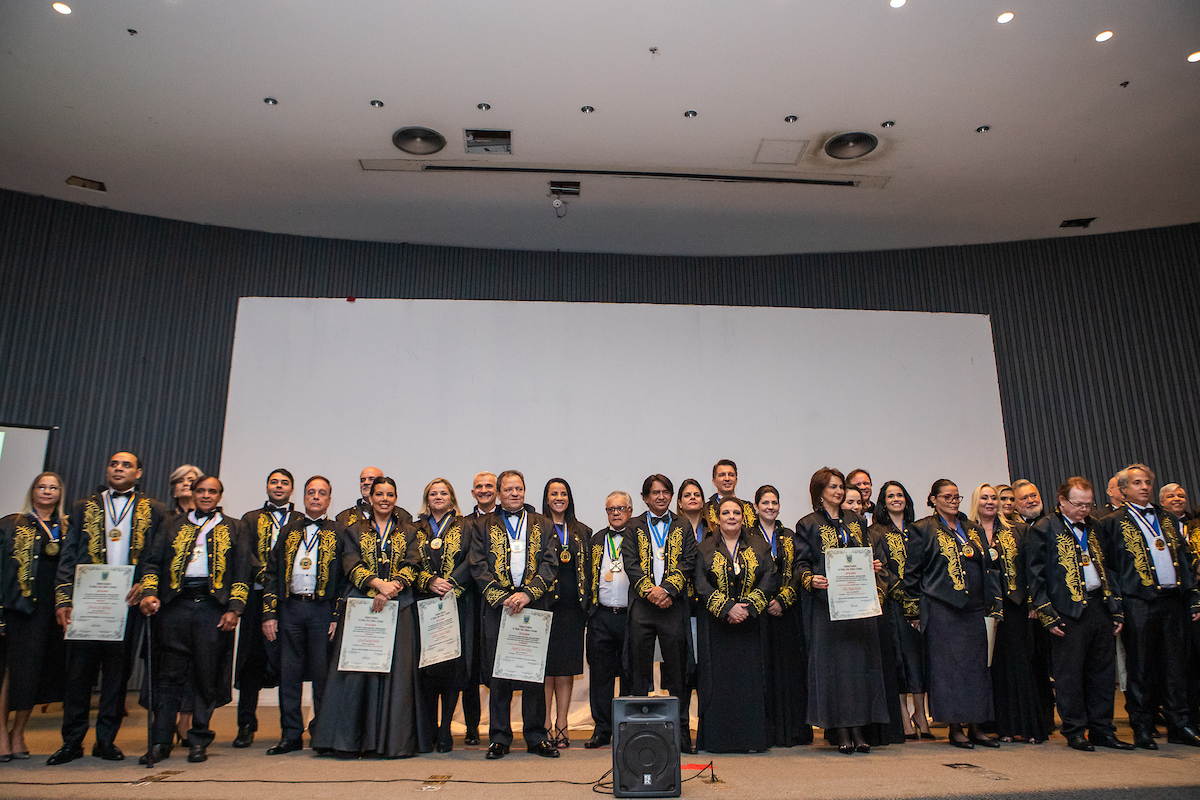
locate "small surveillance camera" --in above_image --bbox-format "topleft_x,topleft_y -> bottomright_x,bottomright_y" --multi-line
552,198 -> 563,208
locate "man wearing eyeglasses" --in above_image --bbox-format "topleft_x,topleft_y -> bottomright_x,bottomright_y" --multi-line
582,492 -> 634,748
622,474 -> 699,754
1101,464 -> 1200,748
1028,477 -> 1132,751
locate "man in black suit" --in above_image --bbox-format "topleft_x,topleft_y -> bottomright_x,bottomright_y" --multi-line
1028,477 -> 1132,751
458,471 -> 498,745
468,470 -> 560,759
583,491 -> 633,748
846,469 -> 875,525
1101,463 -> 1200,749
48,452 -> 166,765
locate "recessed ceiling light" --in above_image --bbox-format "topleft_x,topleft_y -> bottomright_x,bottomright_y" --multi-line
263,97 -> 278,105
1189,52 -> 1200,63
683,110 -> 697,118
1095,31 -> 1113,42
881,120 -> 895,128
477,102 -> 491,111
890,0 -> 905,8
997,12 -> 1014,24
784,115 -> 797,123
976,125 -> 990,133
370,100 -> 384,108
824,132 -> 877,159
52,2 -> 71,13
581,106 -> 594,113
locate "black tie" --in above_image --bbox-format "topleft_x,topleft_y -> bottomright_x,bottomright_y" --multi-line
194,510 -> 215,521
112,490 -> 133,499
267,503 -> 289,514
1140,507 -> 1156,518
651,515 -> 668,526
506,511 -> 522,520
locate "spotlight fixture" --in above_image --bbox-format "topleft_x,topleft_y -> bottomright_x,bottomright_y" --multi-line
782,115 -> 797,123
683,110 -> 697,118
263,97 -> 278,105
1095,31 -> 1113,42
824,132 -> 877,159
998,12 -> 1014,23
581,106 -> 594,113
976,125 -> 990,133
1189,52 -> 1200,63
370,100 -> 384,108
477,102 -> 491,111
392,126 -> 446,155
52,2 -> 71,13
881,120 -> 895,128
127,28 -> 137,35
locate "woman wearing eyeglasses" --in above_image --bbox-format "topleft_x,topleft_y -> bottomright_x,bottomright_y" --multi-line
796,468 -> 889,755
970,484 -> 1050,744
903,480 -> 1002,749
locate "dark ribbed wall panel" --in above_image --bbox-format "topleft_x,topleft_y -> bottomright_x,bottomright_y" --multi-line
2,187 -> 1197,507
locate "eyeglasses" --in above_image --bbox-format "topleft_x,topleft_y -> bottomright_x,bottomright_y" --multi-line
1061,499 -> 1095,510
937,494 -> 963,502
605,506 -> 631,514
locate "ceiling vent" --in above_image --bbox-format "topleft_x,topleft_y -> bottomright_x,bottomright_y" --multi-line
824,132 -> 878,160
1060,217 -> 1096,228
754,139 -> 808,165
392,127 -> 446,155
465,129 -> 512,154
549,181 -> 581,197
65,175 -> 106,192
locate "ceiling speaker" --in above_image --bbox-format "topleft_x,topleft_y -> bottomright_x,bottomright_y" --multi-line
392,127 -> 446,155
824,132 -> 878,160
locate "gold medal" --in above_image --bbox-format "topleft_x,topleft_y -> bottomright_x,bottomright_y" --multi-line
987,548 -> 999,561
430,538 -> 443,550
656,551 -> 665,560
962,545 -> 974,558
733,561 -> 741,576
1080,554 -> 1091,566
299,557 -> 313,570
603,570 -> 613,582
1155,539 -> 1166,551
611,562 -> 622,574
560,549 -> 572,564
45,541 -> 60,557
108,528 -> 121,541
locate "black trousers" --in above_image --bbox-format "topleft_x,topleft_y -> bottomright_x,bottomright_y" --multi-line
1121,591 -> 1190,733
483,606 -> 547,748
152,592 -> 232,747
236,588 -> 279,730
586,606 -> 628,738
1188,616 -> 1200,728
626,597 -> 689,731
460,603 -> 483,731
278,597 -> 334,740
1050,594 -> 1117,739
61,609 -> 141,747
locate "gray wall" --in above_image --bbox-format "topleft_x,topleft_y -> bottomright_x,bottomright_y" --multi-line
2,187 -> 1197,508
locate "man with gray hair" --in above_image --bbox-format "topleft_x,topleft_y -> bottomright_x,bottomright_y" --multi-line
1101,464 -> 1200,748
1012,479 -> 1045,523
583,491 -> 634,748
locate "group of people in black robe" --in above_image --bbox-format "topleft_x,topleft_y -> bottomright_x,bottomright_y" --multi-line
2,453 -> 1199,765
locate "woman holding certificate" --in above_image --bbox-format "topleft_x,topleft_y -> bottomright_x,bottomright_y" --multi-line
313,476 -> 421,759
795,467 -> 889,755
0,472 -> 69,761
969,484 -> 1048,744
413,478 -> 473,753
903,480 -> 1002,749
541,478 -> 591,748
755,486 -> 812,747
694,497 -> 775,753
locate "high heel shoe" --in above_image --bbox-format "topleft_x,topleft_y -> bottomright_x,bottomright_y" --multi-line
554,725 -> 570,748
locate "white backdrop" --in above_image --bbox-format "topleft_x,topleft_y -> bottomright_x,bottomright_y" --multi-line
219,297 -> 1010,731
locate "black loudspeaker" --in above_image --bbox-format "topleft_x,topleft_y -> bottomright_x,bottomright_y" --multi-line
613,696 -> 681,798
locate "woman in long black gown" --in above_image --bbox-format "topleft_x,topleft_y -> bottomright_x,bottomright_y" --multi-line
694,497 -> 774,753
903,479 -> 1002,749
413,478 -> 474,753
541,478 -> 590,748
313,476 -> 421,758
869,480 -> 933,740
796,468 -> 889,754
0,472 -> 68,761
755,485 -> 812,746
969,483 -> 1048,743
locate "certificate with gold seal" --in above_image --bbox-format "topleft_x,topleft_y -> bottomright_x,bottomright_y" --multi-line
65,565 -> 135,642
491,607 -> 553,683
826,546 -> 882,622
337,597 -> 398,673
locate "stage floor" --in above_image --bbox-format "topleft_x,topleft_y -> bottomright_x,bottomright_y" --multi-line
1,700 -> 1198,800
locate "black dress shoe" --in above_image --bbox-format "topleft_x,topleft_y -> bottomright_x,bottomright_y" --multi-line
485,742 -> 509,759
1067,735 -> 1095,752
920,731 -> 936,740
950,738 -> 974,749
1133,731 -> 1159,750
138,744 -> 172,765
435,741 -> 453,753
837,743 -> 854,754
680,734 -> 698,755
855,743 -> 871,754
905,733 -> 918,740
1090,733 -> 1134,750
1167,727 -> 1200,747
971,734 -> 1000,748
584,734 -> 611,749
46,743 -> 84,765
232,726 -> 255,748
92,741 -> 125,761
463,728 -> 480,746
187,742 -> 208,763
266,738 -> 304,755
528,740 -> 560,758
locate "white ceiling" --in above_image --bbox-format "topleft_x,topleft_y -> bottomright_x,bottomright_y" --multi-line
2,0 -> 1198,256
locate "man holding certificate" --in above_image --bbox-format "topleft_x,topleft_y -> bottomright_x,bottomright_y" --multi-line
48,452 -> 166,766
469,470 -> 561,759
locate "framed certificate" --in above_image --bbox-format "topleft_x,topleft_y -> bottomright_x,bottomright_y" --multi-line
337,597 -> 398,673
825,546 -> 882,621
65,565 -> 135,642
417,595 -> 461,669
491,607 -> 552,683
